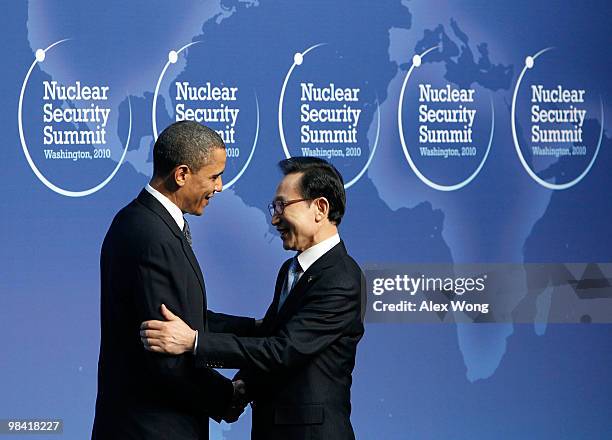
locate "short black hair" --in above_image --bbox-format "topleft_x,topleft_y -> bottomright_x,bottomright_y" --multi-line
278,157 -> 346,225
153,121 -> 225,177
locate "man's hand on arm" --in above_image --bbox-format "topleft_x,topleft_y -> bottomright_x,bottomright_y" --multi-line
140,304 -> 196,355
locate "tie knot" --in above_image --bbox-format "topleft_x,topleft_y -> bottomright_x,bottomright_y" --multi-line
290,257 -> 301,275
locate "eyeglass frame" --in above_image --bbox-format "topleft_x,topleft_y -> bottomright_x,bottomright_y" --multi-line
268,198 -> 312,216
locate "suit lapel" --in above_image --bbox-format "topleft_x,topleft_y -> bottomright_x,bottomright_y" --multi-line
273,241 -> 348,328
182,242 -> 207,306
259,258 -> 292,332
136,190 -> 206,296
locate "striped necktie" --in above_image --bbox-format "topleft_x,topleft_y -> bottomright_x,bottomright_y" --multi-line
182,218 -> 192,246
278,257 -> 302,311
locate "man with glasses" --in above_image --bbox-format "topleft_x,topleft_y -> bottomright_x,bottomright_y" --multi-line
141,157 -> 366,439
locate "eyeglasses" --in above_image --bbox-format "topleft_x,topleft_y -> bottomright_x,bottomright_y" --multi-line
268,198 -> 310,216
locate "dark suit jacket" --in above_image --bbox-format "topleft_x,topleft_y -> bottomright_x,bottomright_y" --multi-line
92,190 -> 234,440
201,241 -> 365,440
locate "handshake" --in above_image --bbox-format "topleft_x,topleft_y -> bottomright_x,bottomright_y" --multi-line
225,379 -> 249,423
139,305 -> 253,423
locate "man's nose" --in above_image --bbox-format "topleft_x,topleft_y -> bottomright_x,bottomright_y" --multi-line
271,213 -> 280,225
215,176 -> 223,192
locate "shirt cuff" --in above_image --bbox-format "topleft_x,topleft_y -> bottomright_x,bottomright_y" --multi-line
193,330 -> 198,355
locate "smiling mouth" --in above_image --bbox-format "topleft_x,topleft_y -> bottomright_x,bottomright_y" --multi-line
277,229 -> 288,239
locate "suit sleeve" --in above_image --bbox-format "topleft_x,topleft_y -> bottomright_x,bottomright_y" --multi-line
195,270 -> 363,373
135,241 -> 234,419
207,311 -> 257,336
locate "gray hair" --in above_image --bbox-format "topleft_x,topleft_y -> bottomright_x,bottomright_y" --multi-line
153,121 -> 225,177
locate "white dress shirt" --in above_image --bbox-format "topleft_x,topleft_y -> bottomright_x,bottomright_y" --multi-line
296,233 -> 341,278
145,184 -> 184,230
277,233 -> 341,311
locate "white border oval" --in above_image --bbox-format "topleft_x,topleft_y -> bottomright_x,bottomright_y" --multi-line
18,39 -> 131,197
277,43 -> 380,190
397,46 -> 494,192
510,48 -> 604,190
152,42 -> 258,191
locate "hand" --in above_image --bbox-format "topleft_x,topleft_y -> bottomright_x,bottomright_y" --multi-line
140,304 -> 196,355
233,379 -> 247,403
223,380 -> 248,423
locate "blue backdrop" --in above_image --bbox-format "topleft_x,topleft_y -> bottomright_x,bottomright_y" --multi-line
2,1 -> 611,438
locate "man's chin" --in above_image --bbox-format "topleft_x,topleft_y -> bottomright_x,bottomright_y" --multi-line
281,239 -> 296,251
195,200 -> 210,215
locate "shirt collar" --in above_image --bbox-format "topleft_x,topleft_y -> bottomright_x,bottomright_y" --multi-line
145,184 -> 185,231
296,233 -> 340,273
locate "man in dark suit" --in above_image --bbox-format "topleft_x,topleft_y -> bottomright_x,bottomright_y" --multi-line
141,157 -> 365,439
92,121 -> 245,439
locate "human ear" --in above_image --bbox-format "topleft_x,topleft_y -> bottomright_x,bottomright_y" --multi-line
314,197 -> 330,222
174,165 -> 190,187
